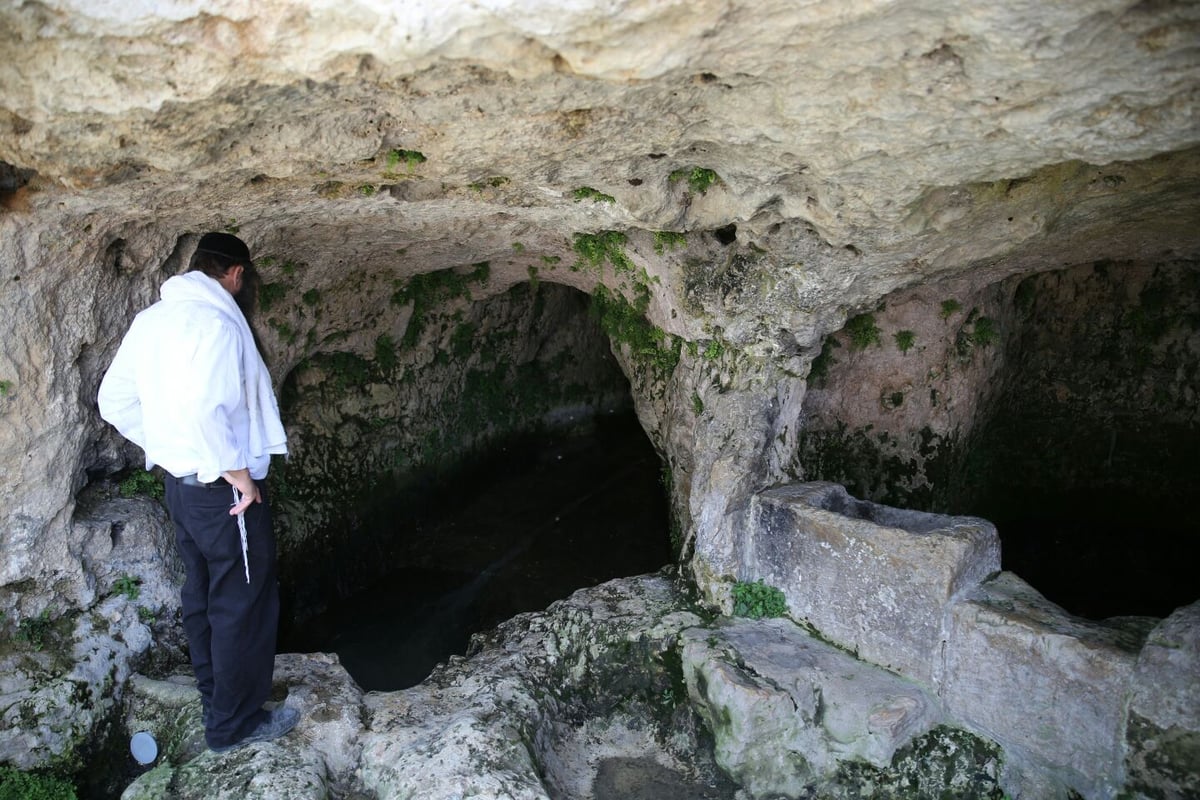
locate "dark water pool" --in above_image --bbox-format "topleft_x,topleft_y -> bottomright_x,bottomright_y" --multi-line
977,488 -> 1200,621
280,411 -> 672,691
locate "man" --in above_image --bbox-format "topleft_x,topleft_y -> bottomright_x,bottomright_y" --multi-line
98,232 -> 299,753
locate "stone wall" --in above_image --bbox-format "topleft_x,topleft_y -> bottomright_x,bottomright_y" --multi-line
795,258 -> 1200,515
966,259 -> 1200,509
793,273 -> 1015,511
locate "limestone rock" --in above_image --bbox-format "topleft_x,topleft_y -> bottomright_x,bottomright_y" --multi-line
1124,600 -> 1200,800
941,571 -> 1151,799
114,576 -> 727,799
359,575 -> 711,800
0,479 -> 182,772
743,482 -> 999,683
70,485 -> 184,621
4,1 -> 1196,242
121,739 -> 330,800
680,616 -> 1001,799
120,652 -> 364,800
0,596 -> 153,770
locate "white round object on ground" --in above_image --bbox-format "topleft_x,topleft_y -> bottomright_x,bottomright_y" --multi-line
130,731 -> 158,765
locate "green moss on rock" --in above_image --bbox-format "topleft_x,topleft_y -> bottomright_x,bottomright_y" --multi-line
0,766 -> 77,800
1123,711 -> 1200,798
828,726 -> 1005,799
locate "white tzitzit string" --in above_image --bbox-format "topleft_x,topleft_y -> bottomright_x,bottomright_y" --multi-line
231,486 -> 251,584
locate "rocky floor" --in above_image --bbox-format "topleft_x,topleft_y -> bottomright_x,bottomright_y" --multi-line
114,573 -> 1016,800
120,575 -> 727,800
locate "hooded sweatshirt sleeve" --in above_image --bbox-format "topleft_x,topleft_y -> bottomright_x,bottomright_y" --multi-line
98,323 -> 147,449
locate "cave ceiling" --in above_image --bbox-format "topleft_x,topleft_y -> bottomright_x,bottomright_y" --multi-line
1,0 -> 1197,356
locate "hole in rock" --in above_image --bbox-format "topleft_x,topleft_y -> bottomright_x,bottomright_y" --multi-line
797,260 -> 1200,620
273,280 -> 672,690
0,160 -> 36,210
712,223 -> 737,245
0,160 -> 34,191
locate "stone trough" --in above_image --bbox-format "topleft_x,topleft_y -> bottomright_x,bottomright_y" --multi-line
744,481 -> 1001,684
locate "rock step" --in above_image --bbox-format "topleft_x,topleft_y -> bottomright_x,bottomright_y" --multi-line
681,616 -> 945,798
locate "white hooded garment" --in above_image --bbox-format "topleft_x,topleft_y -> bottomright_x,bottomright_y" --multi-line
98,271 -> 288,482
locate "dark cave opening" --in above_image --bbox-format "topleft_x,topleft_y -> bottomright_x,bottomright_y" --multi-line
968,481 -> 1198,621
278,409 -> 671,691
957,262 -> 1200,619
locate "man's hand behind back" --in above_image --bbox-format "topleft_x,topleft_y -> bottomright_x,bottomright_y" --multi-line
221,468 -> 261,515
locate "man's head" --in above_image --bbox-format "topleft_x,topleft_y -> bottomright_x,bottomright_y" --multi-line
189,232 -> 252,297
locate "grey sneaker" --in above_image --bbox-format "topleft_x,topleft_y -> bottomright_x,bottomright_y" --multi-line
209,706 -> 300,754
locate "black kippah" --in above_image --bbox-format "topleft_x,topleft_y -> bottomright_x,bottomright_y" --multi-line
195,232 -> 251,263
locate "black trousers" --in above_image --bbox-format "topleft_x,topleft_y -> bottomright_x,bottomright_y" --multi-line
165,476 -> 279,749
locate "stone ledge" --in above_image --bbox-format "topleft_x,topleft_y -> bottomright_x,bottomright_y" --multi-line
1125,600 -> 1200,799
680,616 -> 1008,799
941,571 -> 1154,800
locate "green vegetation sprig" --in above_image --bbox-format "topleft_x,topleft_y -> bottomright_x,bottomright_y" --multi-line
809,337 -> 840,386
113,575 -> 141,601
590,286 -> 680,375
258,282 -> 287,313
669,167 -> 720,194
386,149 -> 427,173
572,186 -> 615,203
731,580 -> 788,619
119,471 -> 163,499
972,317 -> 999,346
469,175 -> 510,192
573,231 -> 633,275
391,263 -> 490,347
16,609 -> 53,651
653,231 -> 687,254
845,313 -> 881,350
0,765 -> 77,800
374,334 -> 397,372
